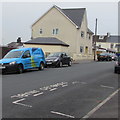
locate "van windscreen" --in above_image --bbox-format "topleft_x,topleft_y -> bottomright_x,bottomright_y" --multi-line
4,51 -> 24,58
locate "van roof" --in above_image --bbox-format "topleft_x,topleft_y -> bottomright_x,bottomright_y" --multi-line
11,47 -> 42,52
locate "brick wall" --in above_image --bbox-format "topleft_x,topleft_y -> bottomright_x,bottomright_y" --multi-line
0,46 -> 15,59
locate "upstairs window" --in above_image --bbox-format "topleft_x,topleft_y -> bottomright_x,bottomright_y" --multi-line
40,29 -> 42,34
56,28 -> 59,34
52,28 -> 59,35
81,31 -> 84,38
52,29 -> 55,34
89,35 -> 91,40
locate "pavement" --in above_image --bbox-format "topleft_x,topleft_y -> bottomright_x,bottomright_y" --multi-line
90,92 -> 119,118
72,59 -> 94,64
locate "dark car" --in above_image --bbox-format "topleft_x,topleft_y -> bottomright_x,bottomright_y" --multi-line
45,52 -> 72,67
97,53 -> 112,61
109,53 -> 117,61
114,56 -> 120,73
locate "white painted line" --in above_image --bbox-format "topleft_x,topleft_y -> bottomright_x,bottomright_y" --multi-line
49,88 -> 57,91
33,92 -> 43,97
80,82 -> 87,85
100,85 -> 114,89
13,98 -> 25,103
82,88 -> 120,119
62,85 -> 68,87
72,81 -> 79,84
11,90 -> 40,98
51,111 -> 75,118
12,98 -> 32,108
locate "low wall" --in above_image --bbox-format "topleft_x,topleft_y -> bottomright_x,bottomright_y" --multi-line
73,54 -> 94,61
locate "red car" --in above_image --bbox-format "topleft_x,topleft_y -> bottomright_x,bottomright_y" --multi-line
97,53 -> 112,61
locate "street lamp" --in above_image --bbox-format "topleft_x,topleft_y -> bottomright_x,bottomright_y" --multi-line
94,18 -> 98,61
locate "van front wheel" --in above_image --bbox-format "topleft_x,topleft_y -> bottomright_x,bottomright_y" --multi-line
17,64 -> 23,74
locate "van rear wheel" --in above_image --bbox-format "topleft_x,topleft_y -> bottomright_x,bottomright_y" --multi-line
38,63 -> 44,70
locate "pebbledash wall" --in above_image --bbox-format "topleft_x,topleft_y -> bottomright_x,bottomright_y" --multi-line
24,6 -> 94,60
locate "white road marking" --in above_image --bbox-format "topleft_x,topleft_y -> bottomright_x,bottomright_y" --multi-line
11,90 -> 39,98
49,88 -> 57,91
62,85 -> 68,87
100,85 -> 114,89
72,81 -> 79,84
40,86 -> 50,91
12,98 -> 32,108
82,88 -> 120,119
51,111 -> 75,118
33,92 -> 43,97
80,82 -> 87,84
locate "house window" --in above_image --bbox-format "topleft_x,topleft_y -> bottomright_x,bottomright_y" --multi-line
99,45 -> 101,48
115,44 -> 120,48
56,28 -> 59,34
89,35 -> 91,40
80,46 -> 84,53
81,31 -> 84,38
52,29 -> 55,34
40,29 -> 42,34
52,28 -> 59,35
111,44 -> 114,49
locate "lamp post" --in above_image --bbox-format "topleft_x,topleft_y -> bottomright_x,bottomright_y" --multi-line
94,18 -> 98,61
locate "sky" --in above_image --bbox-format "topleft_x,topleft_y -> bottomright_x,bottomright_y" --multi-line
0,0 -> 119,45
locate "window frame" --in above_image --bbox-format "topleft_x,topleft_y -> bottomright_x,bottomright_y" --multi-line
22,50 -> 31,58
39,29 -> 43,34
80,46 -> 84,53
81,31 -> 85,38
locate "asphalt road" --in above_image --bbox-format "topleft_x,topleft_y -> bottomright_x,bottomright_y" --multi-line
1,61 -> 119,119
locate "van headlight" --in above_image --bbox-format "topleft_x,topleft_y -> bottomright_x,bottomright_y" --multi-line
9,61 -> 16,65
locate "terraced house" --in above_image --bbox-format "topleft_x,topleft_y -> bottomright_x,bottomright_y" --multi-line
93,34 -> 120,54
24,5 -> 94,60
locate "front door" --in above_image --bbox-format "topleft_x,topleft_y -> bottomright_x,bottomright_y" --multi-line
85,46 -> 88,54
21,50 -> 32,69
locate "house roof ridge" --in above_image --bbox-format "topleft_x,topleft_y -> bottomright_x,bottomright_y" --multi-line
62,8 -> 86,10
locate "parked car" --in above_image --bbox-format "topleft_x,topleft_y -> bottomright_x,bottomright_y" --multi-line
109,53 -> 117,61
0,48 -> 45,74
114,56 -> 120,73
45,52 -> 72,67
97,53 -> 112,61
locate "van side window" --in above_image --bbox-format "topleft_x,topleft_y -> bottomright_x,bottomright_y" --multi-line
22,50 -> 31,58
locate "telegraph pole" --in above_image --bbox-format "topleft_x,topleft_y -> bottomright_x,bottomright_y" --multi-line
94,18 -> 98,61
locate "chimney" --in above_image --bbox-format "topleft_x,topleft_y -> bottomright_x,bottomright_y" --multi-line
107,32 -> 110,37
17,37 -> 21,43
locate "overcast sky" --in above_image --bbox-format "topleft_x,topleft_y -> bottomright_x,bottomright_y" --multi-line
0,1 -> 119,45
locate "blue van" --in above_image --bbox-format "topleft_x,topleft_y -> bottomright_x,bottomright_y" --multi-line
0,48 -> 46,74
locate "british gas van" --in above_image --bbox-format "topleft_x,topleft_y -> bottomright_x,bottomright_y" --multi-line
0,48 -> 46,74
